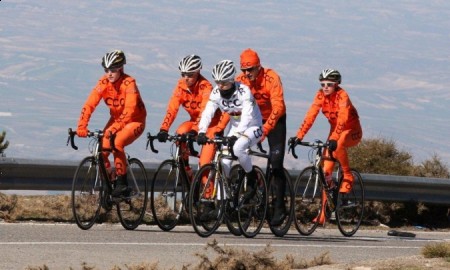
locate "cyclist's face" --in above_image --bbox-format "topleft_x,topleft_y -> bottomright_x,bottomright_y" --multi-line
241,65 -> 260,82
320,81 -> 337,95
181,71 -> 199,87
216,80 -> 233,90
104,67 -> 122,83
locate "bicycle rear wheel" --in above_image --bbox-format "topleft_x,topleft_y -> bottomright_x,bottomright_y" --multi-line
268,168 -> 294,237
224,164 -> 243,236
237,166 -> 267,238
189,164 -> 225,237
71,156 -> 102,230
293,166 -> 322,235
151,160 -> 187,231
336,169 -> 364,237
117,158 -> 149,230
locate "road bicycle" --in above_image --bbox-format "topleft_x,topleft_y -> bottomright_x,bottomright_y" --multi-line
247,143 -> 294,237
288,139 -> 365,237
67,128 -> 148,230
188,136 -> 268,238
146,132 -> 198,231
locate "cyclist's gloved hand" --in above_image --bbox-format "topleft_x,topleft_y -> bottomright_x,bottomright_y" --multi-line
105,127 -> 118,139
228,135 -> 238,147
197,132 -> 208,145
187,130 -> 197,139
77,127 -> 88,138
328,139 -> 337,151
288,136 -> 301,146
157,130 -> 169,142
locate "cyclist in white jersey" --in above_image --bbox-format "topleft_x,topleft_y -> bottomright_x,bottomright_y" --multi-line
197,59 -> 263,201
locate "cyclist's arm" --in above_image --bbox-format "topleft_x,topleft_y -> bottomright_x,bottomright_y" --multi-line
159,85 -> 182,132
262,70 -> 286,136
296,90 -> 322,140
198,97 -> 219,134
77,79 -> 104,131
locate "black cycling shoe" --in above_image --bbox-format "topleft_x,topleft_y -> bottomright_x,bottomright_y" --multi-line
270,206 -> 287,226
112,174 -> 128,198
199,202 -> 217,222
112,184 -> 128,197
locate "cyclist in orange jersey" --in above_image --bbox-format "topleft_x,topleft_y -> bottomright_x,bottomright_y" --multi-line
76,50 -> 147,197
290,69 -> 362,224
157,55 -> 228,179
236,48 -> 288,226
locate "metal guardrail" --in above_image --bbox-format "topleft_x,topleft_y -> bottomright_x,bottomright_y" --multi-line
1,157 -> 450,205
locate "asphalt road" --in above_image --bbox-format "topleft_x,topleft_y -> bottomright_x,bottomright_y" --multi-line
1,222 -> 449,269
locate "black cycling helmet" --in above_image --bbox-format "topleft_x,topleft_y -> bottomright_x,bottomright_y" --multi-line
102,50 -> 126,69
319,69 -> 341,84
178,54 -> 202,73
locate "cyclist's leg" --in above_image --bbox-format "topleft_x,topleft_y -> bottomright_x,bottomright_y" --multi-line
198,127 -> 219,202
111,122 -> 145,196
333,126 -> 362,193
232,126 -> 262,200
175,121 -> 195,180
267,116 -> 287,225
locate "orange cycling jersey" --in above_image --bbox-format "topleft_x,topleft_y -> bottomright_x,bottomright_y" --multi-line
236,68 -> 286,135
160,74 -> 228,133
296,87 -> 360,141
77,74 -> 147,133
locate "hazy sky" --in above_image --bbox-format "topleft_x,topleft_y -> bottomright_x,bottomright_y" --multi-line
1,1 -> 449,169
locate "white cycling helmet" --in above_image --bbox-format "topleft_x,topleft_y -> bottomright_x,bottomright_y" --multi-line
102,50 -> 126,69
212,60 -> 236,82
178,54 -> 202,73
319,69 -> 341,84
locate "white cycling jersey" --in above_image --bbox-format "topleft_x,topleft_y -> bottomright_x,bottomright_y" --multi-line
198,82 -> 263,134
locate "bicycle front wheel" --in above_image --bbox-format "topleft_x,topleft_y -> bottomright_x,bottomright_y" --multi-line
336,169 -> 365,237
71,156 -> 102,230
293,166 -> 322,236
189,164 -> 225,238
151,160 -> 187,231
117,158 -> 149,230
268,168 -> 294,237
224,164 -> 243,236
237,165 -> 267,238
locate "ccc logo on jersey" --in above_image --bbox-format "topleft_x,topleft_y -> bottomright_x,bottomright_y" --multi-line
183,100 -> 201,110
105,97 -> 125,108
221,98 -> 241,109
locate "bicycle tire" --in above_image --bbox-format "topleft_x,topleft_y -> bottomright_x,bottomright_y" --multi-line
336,169 -> 365,237
117,158 -> 149,230
151,159 -> 187,231
224,164 -> 243,236
71,156 -> 102,230
268,168 -> 294,237
237,165 -> 267,238
189,164 -> 225,237
293,166 -> 322,236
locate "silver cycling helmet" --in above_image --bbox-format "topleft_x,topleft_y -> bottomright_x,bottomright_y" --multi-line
212,60 -> 236,82
178,54 -> 202,73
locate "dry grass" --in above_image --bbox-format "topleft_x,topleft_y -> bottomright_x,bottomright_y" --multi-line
422,242 -> 450,259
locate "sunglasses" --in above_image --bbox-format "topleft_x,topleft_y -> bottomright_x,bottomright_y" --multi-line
215,80 -> 232,85
320,82 -> 336,87
104,68 -> 120,73
181,72 -> 196,78
241,66 -> 257,73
